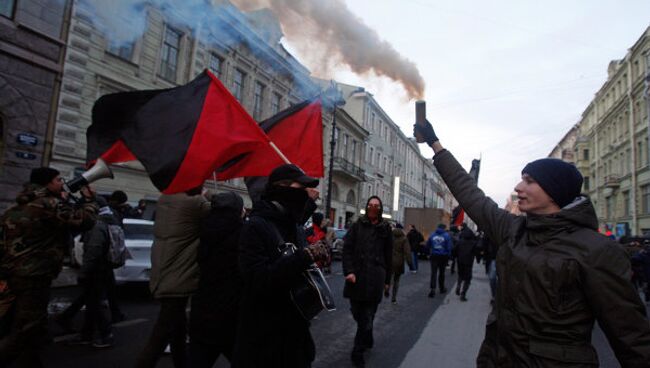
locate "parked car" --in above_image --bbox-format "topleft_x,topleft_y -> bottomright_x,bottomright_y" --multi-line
113,218 -> 155,283
330,228 -> 347,260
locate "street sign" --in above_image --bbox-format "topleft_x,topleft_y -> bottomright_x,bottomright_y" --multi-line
15,151 -> 36,160
16,133 -> 38,146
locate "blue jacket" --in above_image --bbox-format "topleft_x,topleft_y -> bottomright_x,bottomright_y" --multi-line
427,228 -> 453,256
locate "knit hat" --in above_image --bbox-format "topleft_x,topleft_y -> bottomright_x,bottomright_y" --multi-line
30,167 -> 60,186
521,158 -> 583,208
212,191 -> 244,213
311,212 -> 324,227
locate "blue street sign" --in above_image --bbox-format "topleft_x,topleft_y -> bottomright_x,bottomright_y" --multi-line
15,151 -> 37,160
16,133 -> 38,146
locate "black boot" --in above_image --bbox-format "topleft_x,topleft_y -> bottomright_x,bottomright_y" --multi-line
351,352 -> 365,367
428,289 -> 435,298
455,284 -> 461,295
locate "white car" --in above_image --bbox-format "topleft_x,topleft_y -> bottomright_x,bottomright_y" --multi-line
113,218 -> 155,283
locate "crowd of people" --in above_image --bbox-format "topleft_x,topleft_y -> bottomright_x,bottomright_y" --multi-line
1,136 -> 650,367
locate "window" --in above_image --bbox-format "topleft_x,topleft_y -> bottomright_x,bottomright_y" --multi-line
369,147 -> 374,164
107,42 -> 134,61
351,140 -> 357,163
643,185 -> 650,215
253,82 -> 265,120
606,196 -> 614,219
271,93 -> 281,115
376,153 -> 380,167
584,176 -> 590,191
232,69 -> 245,102
209,53 -> 223,78
583,149 -> 589,161
371,113 -> 376,132
623,191 -> 630,217
0,0 -> 15,18
159,27 -> 182,81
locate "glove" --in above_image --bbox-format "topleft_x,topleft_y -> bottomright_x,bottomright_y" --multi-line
413,119 -> 438,146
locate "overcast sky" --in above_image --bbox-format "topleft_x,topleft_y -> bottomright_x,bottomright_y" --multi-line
282,0 -> 650,207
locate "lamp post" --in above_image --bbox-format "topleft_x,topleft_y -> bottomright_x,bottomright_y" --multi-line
324,83 -> 346,222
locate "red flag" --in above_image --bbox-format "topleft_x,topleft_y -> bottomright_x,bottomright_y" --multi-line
88,70 -> 279,194
216,99 -> 324,179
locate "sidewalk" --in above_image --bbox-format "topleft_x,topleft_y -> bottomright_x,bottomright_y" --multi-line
398,266 -> 492,368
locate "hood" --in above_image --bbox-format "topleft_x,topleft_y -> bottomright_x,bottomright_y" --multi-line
435,228 -> 447,235
393,228 -> 405,238
526,195 -> 598,232
15,183 -> 49,205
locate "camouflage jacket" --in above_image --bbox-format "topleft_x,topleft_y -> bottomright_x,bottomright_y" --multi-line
0,184 -> 98,280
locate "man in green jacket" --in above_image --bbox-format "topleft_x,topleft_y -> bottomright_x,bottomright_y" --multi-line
414,121 -> 650,367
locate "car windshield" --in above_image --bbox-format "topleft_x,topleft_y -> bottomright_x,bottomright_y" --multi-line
124,223 -> 154,240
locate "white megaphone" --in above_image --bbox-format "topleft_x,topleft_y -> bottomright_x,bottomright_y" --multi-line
65,158 -> 114,193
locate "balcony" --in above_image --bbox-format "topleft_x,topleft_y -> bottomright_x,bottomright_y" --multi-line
332,157 -> 365,182
604,174 -> 620,188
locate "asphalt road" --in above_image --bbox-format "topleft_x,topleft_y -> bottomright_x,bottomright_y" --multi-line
40,259 -> 648,367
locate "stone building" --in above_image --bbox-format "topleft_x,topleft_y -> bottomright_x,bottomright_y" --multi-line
50,1 -> 318,209
0,0 -> 71,210
549,124 -> 577,162
562,26 -> 650,236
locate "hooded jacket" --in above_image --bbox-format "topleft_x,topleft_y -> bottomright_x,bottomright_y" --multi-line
342,215 -> 393,303
456,226 -> 478,266
80,209 -> 119,278
434,149 -> 650,368
149,192 -> 210,298
392,228 -> 412,275
427,228 -> 452,257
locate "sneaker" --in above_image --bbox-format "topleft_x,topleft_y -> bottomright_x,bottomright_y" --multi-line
455,287 -> 461,296
391,299 -> 397,305
65,334 -> 92,345
428,289 -> 435,298
92,334 -> 114,348
460,295 -> 468,302
351,352 -> 365,368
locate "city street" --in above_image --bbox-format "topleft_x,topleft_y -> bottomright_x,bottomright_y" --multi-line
42,260 -> 647,368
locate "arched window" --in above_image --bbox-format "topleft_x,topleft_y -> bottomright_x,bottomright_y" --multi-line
346,190 -> 355,205
331,182 -> 339,202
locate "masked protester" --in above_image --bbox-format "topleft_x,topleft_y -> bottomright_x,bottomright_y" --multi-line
414,119 -> 650,367
234,164 -> 328,368
342,196 -> 393,368
0,167 -> 98,367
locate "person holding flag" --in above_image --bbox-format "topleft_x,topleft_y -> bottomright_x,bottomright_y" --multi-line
414,118 -> 650,367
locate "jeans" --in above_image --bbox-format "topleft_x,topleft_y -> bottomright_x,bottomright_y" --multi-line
488,260 -> 497,298
410,251 -> 419,271
389,273 -> 402,301
79,274 -> 112,340
135,297 -> 189,368
429,255 -> 449,291
350,300 -> 379,357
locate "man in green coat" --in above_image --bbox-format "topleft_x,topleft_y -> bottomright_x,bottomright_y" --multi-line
414,121 -> 650,367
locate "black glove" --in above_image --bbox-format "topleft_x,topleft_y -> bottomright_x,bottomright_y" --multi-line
413,119 -> 439,146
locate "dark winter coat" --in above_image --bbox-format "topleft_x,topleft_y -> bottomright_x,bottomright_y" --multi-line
80,211 -> 118,279
632,249 -> 650,283
434,149 -> 650,368
234,200 -> 315,368
406,228 -> 424,252
456,227 -> 477,266
342,215 -> 393,303
190,205 -> 243,347
392,228 -> 412,275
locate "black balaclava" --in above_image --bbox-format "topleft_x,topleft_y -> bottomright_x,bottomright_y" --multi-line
265,185 -> 309,223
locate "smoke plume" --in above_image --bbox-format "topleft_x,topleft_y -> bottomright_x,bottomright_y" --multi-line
232,0 -> 425,100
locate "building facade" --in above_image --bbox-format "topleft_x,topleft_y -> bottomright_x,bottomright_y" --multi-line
50,1 -> 318,208
562,26 -> 650,236
0,0 -> 71,210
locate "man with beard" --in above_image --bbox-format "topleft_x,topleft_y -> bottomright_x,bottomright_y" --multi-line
234,164 -> 329,368
342,196 -> 393,368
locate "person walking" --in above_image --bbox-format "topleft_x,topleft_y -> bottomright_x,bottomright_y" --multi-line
426,224 -> 452,297
66,197 -> 116,348
342,196 -> 393,368
189,192 -> 245,367
448,225 -> 460,275
454,223 -> 477,302
0,168 -> 97,367
234,164 -> 328,368
632,244 -> 650,303
387,223 -> 413,304
415,119 -> 650,367
135,187 -> 210,368
406,224 -> 424,273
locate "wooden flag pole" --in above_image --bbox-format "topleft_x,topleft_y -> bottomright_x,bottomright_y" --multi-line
269,141 -> 291,164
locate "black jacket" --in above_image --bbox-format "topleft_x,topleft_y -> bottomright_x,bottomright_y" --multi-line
190,206 -> 243,346
80,213 -> 117,278
434,149 -> 650,368
234,200 -> 315,368
406,228 -> 424,251
342,215 -> 393,303
455,227 -> 477,266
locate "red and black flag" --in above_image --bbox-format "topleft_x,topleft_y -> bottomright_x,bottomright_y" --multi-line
87,70 -> 278,194
215,98 -> 324,180
451,158 -> 481,226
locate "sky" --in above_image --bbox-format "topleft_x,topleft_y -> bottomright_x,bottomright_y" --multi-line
281,0 -> 650,207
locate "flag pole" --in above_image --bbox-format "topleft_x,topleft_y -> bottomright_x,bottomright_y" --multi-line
269,141 -> 291,164
212,172 -> 218,192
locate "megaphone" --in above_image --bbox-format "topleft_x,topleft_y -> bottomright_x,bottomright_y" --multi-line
66,158 -> 114,193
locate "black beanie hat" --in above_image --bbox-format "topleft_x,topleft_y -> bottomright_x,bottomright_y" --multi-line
521,158 -> 583,208
311,212 -> 324,227
30,167 -> 60,186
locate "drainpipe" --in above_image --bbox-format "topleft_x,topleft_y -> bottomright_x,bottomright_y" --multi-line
628,59 -> 638,235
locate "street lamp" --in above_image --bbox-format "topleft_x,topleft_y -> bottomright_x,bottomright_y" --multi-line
324,83 -> 346,222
